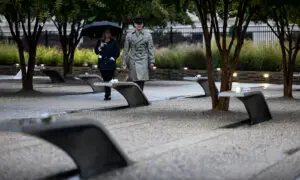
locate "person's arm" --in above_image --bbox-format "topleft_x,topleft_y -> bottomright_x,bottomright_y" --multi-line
109,40 -> 120,61
95,40 -> 105,56
121,34 -> 131,68
147,34 -> 155,67
94,40 -> 101,55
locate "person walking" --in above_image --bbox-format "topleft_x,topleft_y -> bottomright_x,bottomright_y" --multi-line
121,17 -> 155,90
95,29 -> 120,100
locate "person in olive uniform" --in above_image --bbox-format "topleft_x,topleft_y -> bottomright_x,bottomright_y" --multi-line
95,29 -> 120,100
121,17 -> 155,90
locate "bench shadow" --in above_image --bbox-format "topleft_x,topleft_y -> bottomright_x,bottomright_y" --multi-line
91,105 -> 130,111
111,108 -> 250,128
185,95 -> 207,98
266,96 -> 300,102
40,169 -> 79,180
0,89 -> 95,98
220,119 -> 250,129
145,81 -> 195,87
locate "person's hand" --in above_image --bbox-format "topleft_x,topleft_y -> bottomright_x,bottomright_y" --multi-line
100,42 -> 104,48
122,64 -> 127,70
150,63 -> 155,70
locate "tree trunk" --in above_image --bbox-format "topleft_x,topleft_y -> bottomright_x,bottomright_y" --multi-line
68,50 -> 75,75
63,63 -> 73,76
217,69 -> 231,111
21,62 -> 34,91
16,42 -> 34,91
22,78 -> 33,91
279,36 -> 292,98
63,52 -> 70,77
283,69 -> 293,98
63,46 -> 76,77
215,51 -> 232,111
62,37 -> 70,77
205,42 -> 218,109
24,44 -> 37,91
283,53 -> 294,98
283,80 -> 293,98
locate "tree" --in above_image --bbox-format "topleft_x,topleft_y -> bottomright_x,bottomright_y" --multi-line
52,0 -> 103,76
256,0 -> 300,98
99,0 -> 192,31
160,0 -> 194,25
173,0 -> 255,110
102,0 -> 168,28
209,0 -> 256,110
0,0 -> 52,91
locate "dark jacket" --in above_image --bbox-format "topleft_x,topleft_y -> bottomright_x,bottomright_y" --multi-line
95,39 -> 120,70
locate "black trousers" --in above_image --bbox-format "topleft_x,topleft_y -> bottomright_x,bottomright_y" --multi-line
100,69 -> 115,97
135,81 -> 145,90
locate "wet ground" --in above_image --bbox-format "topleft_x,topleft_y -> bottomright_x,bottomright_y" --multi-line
0,77 -> 300,180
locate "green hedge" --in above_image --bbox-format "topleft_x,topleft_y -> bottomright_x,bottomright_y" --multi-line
0,41 -> 299,71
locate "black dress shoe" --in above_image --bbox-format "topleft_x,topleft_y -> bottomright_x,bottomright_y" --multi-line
104,96 -> 111,101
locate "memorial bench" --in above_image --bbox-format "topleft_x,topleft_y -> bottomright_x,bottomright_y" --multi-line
93,82 -> 150,107
77,74 -> 105,93
42,69 -> 104,93
0,118 -> 131,179
183,76 -> 219,96
219,90 -> 272,125
293,74 -> 300,78
12,66 -> 45,80
42,69 -> 66,83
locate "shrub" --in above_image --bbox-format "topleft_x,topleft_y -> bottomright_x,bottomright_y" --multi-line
74,48 -> 97,66
237,41 -> 282,71
210,40 -> 298,72
36,46 -> 62,66
155,43 -> 206,69
0,43 -> 22,65
0,41 -> 299,72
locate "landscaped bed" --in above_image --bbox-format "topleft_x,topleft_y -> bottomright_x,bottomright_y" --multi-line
0,41 -> 299,71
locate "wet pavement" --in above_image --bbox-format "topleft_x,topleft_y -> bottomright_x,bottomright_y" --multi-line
0,78 -> 300,180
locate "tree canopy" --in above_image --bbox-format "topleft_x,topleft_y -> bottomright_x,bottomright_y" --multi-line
93,0 -> 193,28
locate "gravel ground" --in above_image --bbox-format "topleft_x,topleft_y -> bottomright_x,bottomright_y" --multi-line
0,80 -> 300,179
0,80 -> 203,120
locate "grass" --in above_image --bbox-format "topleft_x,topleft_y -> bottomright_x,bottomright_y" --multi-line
0,41 -> 299,71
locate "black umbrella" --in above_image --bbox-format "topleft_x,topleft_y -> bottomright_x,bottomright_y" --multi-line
81,21 -> 122,38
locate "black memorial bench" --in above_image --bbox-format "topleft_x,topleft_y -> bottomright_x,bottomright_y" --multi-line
183,76 -> 219,97
42,69 -> 104,93
0,118 -> 131,179
93,81 -> 150,108
219,90 -> 272,125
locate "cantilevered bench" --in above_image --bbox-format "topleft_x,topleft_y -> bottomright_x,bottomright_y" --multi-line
42,70 -> 104,93
78,74 -> 105,93
293,74 -> 300,78
42,69 -> 66,83
94,82 -> 150,107
183,77 -> 219,96
0,118 -> 131,179
219,91 -> 272,125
